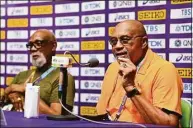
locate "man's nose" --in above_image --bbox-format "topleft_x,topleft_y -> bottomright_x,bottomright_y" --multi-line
115,40 -> 124,48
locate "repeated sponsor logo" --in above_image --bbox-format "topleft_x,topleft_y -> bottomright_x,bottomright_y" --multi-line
108,27 -> 115,37
30,0 -> 50,3
0,65 -> 5,74
138,9 -> 166,20
144,24 -> 165,34
0,42 -> 5,51
1,1 -> 5,5
177,68 -> 192,78
171,0 -> 192,4
169,53 -> 192,63
80,93 -> 100,103
75,80 -> 79,89
0,31 -> 5,39
7,18 -> 28,28
80,80 -> 102,90
0,77 -> 5,85
169,38 -> 192,48
1,19 -> 5,28
0,54 -> 5,62
108,54 -> 116,63
1,8 -> 5,17
109,1 -> 135,9
80,106 -> 97,116
82,1 -> 105,12
74,93 -> 79,102
30,17 -> 53,27
30,5 -> 53,15
82,14 -> 105,24
7,42 -> 27,51
67,67 -> 79,76
72,105 -> 78,115
7,1 -> 28,4
55,16 -> 79,26
6,65 -> 28,75
55,29 -> 79,38
7,54 -> 28,63
81,41 -> 105,50
183,83 -> 192,93
81,54 -> 105,63
56,42 -> 80,51
171,8 -> 192,19
157,53 -> 166,60
55,3 -> 79,13
148,39 -> 166,49
109,12 -> 135,23
81,67 -> 105,76
138,0 -> 166,6
170,23 -> 192,34
7,30 -> 28,39
6,77 -> 14,86
8,6 -> 28,16
81,27 -> 105,37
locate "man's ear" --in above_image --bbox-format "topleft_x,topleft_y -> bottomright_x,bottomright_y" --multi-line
52,41 -> 57,51
142,36 -> 148,49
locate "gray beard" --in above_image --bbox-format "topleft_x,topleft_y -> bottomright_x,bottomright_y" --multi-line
31,53 -> 47,68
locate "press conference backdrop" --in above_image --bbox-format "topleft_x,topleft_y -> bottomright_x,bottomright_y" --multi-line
0,0 -> 192,116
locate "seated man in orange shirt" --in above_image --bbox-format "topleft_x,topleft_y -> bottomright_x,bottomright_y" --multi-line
96,20 -> 183,126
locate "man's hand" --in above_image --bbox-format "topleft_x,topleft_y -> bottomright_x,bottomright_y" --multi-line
118,57 -> 137,91
8,92 -> 24,112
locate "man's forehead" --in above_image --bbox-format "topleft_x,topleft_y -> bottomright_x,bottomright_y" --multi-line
30,31 -> 50,41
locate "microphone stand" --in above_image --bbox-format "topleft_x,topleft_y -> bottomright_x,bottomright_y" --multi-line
47,67 -> 79,121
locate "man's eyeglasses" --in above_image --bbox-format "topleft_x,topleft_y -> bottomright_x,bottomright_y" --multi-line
108,35 -> 144,46
26,40 -> 49,50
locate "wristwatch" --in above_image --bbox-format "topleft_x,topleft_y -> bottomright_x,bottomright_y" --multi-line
126,87 -> 141,98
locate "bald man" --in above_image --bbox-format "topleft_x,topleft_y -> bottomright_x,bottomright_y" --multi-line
4,29 -> 75,115
97,20 -> 183,126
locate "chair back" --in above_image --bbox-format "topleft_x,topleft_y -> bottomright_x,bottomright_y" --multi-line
180,99 -> 192,128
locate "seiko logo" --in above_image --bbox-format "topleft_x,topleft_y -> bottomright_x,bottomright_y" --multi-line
113,1 -> 132,7
176,54 -> 192,62
142,0 -> 160,5
138,10 -> 165,19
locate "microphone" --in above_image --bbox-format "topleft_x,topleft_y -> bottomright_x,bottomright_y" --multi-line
84,58 -> 99,67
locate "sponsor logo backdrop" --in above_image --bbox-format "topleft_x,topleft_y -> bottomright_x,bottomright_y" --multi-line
0,0 -> 192,115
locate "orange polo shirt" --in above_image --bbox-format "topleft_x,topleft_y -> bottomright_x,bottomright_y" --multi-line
96,48 -> 183,123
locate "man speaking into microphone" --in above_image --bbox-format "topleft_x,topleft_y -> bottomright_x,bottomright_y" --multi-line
4,29 -> 75,115
96,20 -> 183,127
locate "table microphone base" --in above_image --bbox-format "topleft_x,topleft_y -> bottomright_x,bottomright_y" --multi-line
47,114 -> 80,121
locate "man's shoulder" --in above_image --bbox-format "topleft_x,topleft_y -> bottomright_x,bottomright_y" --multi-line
17,69 -> 34,76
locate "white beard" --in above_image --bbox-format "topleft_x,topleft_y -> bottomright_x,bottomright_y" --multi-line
31,52 -> 47,68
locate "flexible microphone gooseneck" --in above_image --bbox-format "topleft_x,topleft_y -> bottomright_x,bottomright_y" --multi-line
64,51 -> 99,67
